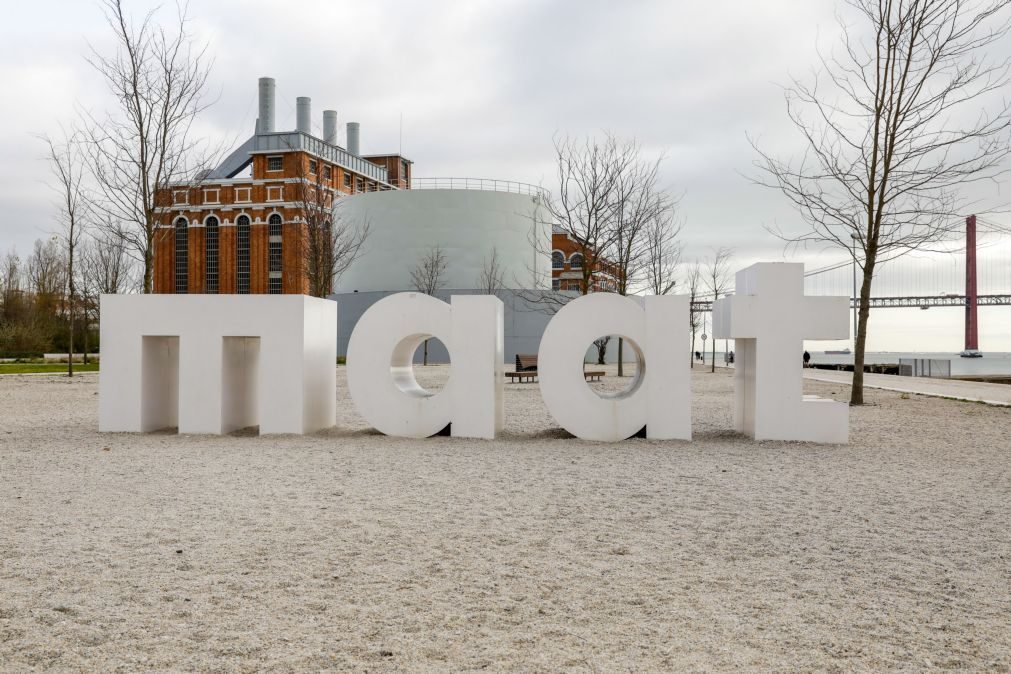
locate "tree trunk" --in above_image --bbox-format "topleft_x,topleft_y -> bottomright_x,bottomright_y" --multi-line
618,337 -> 624,377
144,240 -> 154,294
690,327 -> 696,369
850,259 -> 876,405
82,306 -> 90,365
423,339 -> 429,366
710,333 -> 716,373
67,271 -> 74,378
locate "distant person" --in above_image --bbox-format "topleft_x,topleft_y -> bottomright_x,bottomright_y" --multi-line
695,351 -> 702,362
803,350 -> 811,368
729,351 -> 735,364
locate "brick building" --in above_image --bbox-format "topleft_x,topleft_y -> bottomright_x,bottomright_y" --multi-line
550,229 -> 621,293
153,77 -> 411,295
154,76 -> 622,298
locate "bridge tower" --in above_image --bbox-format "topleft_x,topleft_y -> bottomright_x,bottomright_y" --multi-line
961,214 -> 982,358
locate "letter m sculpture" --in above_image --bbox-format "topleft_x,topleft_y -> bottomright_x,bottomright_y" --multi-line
99,295 -> 337,435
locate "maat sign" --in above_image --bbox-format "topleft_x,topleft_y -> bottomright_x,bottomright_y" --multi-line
98,263 -> 850,443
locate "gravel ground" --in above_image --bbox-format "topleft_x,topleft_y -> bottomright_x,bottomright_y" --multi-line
1,367 -> 1009,671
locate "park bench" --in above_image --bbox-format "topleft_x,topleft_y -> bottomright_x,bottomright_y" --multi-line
505,353 -> 605,383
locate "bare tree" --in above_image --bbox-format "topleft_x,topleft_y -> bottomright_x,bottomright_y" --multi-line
291,156 -> 371,298
704,247 -> 733,373
609,153 -> 682,374
643,206 -> 684,297
592,336 -> 611,365
686,262 -> 704,368
79,229 -> 134,362
81,228 -> 134,296
80,0 -> 215,293
552,134 -> 636,296
752,0 -> 1011,404
477,247 -> 506,295
25,238 -> 67,319
1,249 -> 25,324
521,134 -> 638,315
43,131 -> 89,376
410,246 -> 448,365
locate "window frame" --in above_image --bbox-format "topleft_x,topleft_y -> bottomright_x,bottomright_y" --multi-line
266,155 -> 283,172
204,216 -> 219,293
173,217 -> 188,294
236,214 -> 251,294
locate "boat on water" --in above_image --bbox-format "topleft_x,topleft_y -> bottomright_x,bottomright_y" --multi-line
825,348 -> 852,355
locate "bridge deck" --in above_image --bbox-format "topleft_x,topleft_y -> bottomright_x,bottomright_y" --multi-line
692,294 -> 1010,311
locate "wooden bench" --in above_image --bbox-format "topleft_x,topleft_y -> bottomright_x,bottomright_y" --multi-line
506,354 -> 605,383
507,354 -> 540,382
505,371 -> 539,383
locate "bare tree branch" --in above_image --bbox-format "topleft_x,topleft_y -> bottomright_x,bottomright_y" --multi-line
42,129 -> 90,375
79,0 -> 217,293
410,246 -> 448,365
752,0 -> 1011,403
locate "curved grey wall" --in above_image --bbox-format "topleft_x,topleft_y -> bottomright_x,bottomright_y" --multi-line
336,189 -> 550,293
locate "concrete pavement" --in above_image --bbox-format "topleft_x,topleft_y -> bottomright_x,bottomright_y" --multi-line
803,369 -> 1011,406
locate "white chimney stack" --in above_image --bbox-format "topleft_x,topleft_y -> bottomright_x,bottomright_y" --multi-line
323,110 -> 338,144
257,77 -> 276,134
346,122 -> 360,155
296,97 -> 312,134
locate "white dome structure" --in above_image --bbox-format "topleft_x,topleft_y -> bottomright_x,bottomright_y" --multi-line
335,182 -> 551,293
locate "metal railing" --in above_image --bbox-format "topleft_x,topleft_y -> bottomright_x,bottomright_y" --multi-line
253,132 -> 391,184
899,358 -> 951,378
411,177 -> 547,197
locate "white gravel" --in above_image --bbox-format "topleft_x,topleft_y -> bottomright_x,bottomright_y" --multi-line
1,366 -> 1009,671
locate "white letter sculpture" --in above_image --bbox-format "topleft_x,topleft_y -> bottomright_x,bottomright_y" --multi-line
346,293 -> 503,439
713,262 -> 849,443
99,294 -> 337,434
538,293 -> 690,442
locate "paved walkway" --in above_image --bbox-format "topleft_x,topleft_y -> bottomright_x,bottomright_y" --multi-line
803,369 -> 1011,406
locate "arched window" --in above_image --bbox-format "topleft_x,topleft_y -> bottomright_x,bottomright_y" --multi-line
569,253 -> 584,270
236,215 -> 250,294
204,216 -> 219,293
268,213 -> 283,294
552,251 -> 564,269
174,217 -> 188,294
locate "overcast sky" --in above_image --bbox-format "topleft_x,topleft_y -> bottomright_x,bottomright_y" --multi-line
2,0 -> 1010,351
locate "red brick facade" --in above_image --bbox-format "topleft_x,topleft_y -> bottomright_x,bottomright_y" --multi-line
154,149 -> 411,295
551,232 -> 621,293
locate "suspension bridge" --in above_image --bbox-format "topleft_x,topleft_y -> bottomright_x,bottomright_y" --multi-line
693,215 -> 1011,355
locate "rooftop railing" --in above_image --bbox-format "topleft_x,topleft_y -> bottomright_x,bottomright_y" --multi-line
253,131 -> 391,184
411,177 -> 547,197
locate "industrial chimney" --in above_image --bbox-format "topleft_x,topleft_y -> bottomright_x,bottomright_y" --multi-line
257,77 -> 276,134
323,110 -> 338,145
296,97 -> 312,134
346,122 -> 360,156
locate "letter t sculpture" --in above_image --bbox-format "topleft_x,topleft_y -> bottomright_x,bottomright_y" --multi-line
713,263 -> 849,443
